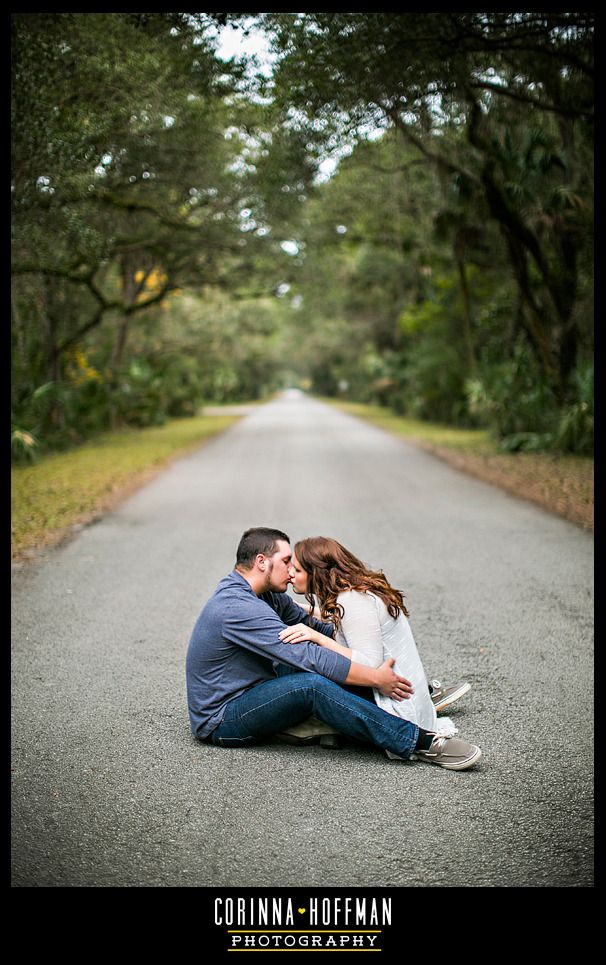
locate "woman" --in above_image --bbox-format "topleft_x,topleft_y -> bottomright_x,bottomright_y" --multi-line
281,536 -> 460,738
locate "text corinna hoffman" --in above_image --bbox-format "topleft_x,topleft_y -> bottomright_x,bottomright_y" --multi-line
214,896 -> 392,926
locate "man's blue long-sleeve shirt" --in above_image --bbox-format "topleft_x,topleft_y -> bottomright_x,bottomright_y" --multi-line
186,570 -> 352,739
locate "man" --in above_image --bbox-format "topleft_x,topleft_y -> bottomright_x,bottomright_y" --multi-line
186,528 -> 481,770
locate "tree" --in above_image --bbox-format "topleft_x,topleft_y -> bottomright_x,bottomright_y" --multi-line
263,12 -> 594,403
11,12 -> 286,442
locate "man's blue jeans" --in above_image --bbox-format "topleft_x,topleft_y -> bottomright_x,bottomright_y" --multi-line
208,665 -> 420,759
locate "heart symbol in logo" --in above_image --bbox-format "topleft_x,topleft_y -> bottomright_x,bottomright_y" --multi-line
298,908 -> 306,914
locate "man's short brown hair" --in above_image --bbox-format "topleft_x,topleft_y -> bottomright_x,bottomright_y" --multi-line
236,527 -> 290,569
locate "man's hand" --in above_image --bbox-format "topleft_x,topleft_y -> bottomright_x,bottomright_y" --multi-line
373,658 -> 414,701
280,629 -> 414,700
279,623 -> 318,645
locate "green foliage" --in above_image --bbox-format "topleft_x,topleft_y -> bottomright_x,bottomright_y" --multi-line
110,359 -> 175,428
11,13 -> 593,460
466,349 -> 551,439
11,380 -> 67,461
466,350 -> 593,454
264,11 -> 593,452
11,13 -> 294,458
12,340 -> 207,454
11,427 -> 39,463
553,364 -> 594,455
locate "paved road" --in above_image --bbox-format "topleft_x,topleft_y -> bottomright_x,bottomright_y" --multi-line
11,391 -> 594,887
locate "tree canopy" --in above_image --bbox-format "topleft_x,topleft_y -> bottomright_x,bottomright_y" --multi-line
12,12 -> 593,459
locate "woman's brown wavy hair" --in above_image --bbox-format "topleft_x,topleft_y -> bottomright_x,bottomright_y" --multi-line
293,536 -> 409,630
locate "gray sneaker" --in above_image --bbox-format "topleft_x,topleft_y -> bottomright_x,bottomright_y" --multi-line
429,679 -> 471,713
415,734 -> 482,770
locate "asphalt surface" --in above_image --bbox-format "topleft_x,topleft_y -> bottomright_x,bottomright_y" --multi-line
11,391 -> 594,887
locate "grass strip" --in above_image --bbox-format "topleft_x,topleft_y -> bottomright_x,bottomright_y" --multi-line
329,400 -> 593,531
11,412 -> 241,559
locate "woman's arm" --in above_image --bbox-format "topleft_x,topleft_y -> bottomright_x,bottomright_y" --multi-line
279,608 -> 380,667
279,623 -> 346,656
278,622 -> 413,699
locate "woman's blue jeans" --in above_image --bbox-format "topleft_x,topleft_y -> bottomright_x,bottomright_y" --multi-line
208,665 -> 419,759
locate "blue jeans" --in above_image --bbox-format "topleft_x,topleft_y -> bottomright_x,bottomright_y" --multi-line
208,666 -> 420,759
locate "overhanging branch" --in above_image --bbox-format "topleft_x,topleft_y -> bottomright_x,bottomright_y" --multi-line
470,80 -> 593,119
383,106 -> 480,185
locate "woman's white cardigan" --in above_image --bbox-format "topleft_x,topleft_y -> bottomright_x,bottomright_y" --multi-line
335,590 -> 456,736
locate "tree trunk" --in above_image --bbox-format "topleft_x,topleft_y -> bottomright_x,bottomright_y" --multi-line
465,99 -> 577,398
112,316 -> 131,372
111,252 -> 155,371
42,277 -> 64,429
502,230 -> 559,386
454,244 -> 477,373
554,229 -> 579,394
111,257 -> 137,371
